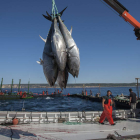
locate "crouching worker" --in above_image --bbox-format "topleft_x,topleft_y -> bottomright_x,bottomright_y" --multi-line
99,90 -> 115,125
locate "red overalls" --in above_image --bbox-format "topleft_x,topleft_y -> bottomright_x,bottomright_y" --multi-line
110,105 -> 113,115
20,91 -> 22,96
99,98 -> 114,125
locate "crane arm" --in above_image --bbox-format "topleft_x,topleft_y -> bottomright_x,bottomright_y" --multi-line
103,0 -> 140,40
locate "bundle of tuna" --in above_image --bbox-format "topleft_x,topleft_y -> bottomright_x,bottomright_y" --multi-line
37,7 -> 80,89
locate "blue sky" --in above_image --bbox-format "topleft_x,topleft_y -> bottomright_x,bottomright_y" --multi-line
0,0 -> 140,84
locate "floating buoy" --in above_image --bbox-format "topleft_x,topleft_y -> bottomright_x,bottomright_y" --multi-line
12,118 -> 18,125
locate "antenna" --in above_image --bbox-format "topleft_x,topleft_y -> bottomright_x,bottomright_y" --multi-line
11,79 -> 14,93
18,79 -> 21,92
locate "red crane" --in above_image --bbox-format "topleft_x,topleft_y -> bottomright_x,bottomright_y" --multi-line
103,0 -> 140,40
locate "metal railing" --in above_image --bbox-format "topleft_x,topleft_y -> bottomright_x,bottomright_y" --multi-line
0,109 -> 139,124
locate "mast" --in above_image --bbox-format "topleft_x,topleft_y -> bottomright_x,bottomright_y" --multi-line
83,84 -> 85,94
28,80 -> 30,94
11,79 -> 13,93
135,78 -> 139,99
0,78 -> 3,92
99,84 -> 101,94
18,79 -> 21,92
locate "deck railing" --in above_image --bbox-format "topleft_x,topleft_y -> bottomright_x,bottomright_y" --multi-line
0,109 -> 140,124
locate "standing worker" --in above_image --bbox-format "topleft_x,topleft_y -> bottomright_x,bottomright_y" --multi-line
58,89 -> 59,94
110,92 -> 115,115
129,88 -> 137,118
85,90 -> 87,96
99,90 -> 115,125
43,91 -> 45,96
90,90 -> 92,96
20,91 -> 22,96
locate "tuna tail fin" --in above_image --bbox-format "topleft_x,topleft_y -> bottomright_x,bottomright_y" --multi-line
59,7 -> 68,16
42,14 -> 52,21
43,7 -> 67,21
46,11 -> 51,18
70,26 -> 73,35
39,35 -> 46,43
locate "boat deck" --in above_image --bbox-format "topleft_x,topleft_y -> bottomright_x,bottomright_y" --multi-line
0,118 -> 140,140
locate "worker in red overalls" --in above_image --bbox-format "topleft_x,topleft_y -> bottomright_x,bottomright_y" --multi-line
22,92 -> 27,98
43,91 -> 45,96
20,91 -> 22,96
110,92 -> 115,115
99,90 -> 115,125
85,90 -> 87,96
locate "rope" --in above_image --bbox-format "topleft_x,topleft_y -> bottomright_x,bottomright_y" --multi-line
54,3 -> 59,15
52,0 -> 55,19
52,0 -> 59,19
114,131 -> 122,137
63,122 -> 82,125
7,126 -> 13,140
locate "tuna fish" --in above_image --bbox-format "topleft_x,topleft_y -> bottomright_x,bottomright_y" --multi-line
58,16 -> 80,78
37,23 -> 58,86
57,68 -> 69,89
51,18 -> 67,71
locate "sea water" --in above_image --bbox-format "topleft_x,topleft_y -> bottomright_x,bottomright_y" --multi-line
0,87 -> 139,112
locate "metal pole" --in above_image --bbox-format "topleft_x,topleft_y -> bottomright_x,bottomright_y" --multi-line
0,78 -> 3,92
11,79 -> 13,93
83,84 -> 85,94
18,79 -> 21,92
135,78 -> 139,99
28,81 -> 30,94
99,84 -> 101,94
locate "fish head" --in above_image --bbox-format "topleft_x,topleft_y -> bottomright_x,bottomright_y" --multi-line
67,56 -> 80,78
43,63 -> 58,86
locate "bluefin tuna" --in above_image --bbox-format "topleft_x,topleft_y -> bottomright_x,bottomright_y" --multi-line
58,16 -> 80,78
51,18 -> 67,71
57,68 -> 69,89
37,23 -> 58,86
